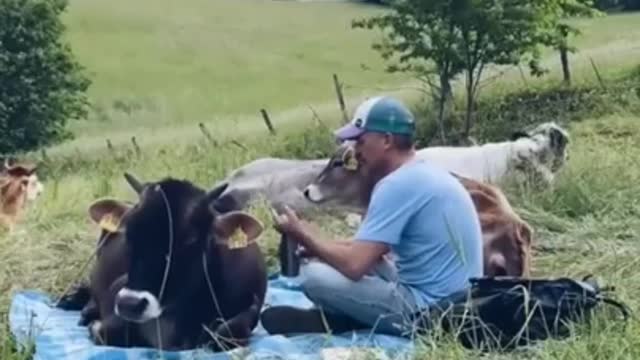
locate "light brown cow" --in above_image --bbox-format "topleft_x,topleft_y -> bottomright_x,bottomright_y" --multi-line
450,173 -> 533,277
0,159 -> 44,233
302,142 -> 534,277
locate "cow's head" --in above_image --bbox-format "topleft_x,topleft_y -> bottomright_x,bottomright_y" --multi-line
112,172 -> 264,323
1,160 -> 44,201
511,122 -> 570,173
303,141 -> 370,210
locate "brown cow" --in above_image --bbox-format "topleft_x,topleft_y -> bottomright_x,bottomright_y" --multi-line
57,173 -> 267,351
449,173 -> 533,277
0,159 -> 44,232
302,142 -> 534,277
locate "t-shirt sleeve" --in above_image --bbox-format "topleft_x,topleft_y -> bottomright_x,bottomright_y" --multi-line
355,176 -> 430,246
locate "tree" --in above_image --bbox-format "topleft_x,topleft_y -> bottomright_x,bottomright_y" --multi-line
352,0 -> 560,142
0,0 -> 91,154
545,0 -> 603,85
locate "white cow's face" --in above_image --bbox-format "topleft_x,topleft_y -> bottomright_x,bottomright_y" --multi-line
530,122 -> 570,172
515,122 -> 570,174
25,174 -> 44,201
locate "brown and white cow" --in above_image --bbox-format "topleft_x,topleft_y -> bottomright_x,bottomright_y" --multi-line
57,173 -> 268,351
0,159 -> 44,232
302,142 -> 534,277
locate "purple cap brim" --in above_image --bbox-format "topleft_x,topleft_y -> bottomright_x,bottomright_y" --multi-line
334,123 -> 364,141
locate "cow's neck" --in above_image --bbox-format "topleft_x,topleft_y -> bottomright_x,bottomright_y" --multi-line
156,247 -> 223,348
357,174 -> 379,211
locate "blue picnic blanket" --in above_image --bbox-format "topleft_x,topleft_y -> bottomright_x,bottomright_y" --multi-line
9,274 -> 414,360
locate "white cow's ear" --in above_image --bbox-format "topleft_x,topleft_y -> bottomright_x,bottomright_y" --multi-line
213,211 -> 263,249
88,198 -> 131,233
341,147 -> 359,171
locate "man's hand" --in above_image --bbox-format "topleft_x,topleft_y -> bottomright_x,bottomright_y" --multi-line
272,206 -> 307,240
271,205 -> 390,281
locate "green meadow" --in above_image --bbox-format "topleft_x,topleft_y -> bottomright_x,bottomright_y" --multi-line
2,0 -> 640,358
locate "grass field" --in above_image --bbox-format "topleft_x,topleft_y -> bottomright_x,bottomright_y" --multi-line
51,0 -> 408,155
40,2 -> 640,156
2,0 -> 640,358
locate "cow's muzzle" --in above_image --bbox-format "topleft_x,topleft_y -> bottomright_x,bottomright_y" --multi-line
303,185 -> 325,203
115,288 -> 162,323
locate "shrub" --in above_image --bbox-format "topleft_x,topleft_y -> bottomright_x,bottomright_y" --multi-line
0,0 -> 91,154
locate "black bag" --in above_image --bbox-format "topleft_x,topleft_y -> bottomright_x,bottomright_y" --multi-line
411,275 -> 632,351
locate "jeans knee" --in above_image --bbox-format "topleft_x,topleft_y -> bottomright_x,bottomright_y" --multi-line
299,261 -> 350,302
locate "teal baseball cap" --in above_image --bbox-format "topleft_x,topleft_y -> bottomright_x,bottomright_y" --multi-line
334,96 -> 416,141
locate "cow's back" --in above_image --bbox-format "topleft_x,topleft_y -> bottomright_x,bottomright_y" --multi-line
453,174 -> 533,277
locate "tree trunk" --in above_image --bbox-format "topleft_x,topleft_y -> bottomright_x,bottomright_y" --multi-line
436,74 -> 452,144
463,70 -> 474,139
559,30 -> 571,85
560,47 -> 570,85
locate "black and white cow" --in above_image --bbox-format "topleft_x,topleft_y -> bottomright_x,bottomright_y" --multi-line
414,122 -> 570,186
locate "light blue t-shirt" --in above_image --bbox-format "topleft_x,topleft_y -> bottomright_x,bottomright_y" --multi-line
355,159 -> 484,308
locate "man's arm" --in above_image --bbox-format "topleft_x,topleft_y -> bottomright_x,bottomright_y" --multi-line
295,231 -> 389,281
296,176 -> 425,281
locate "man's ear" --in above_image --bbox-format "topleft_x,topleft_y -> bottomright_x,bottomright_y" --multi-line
88,198 -> 131,233
213,211 -> 264,244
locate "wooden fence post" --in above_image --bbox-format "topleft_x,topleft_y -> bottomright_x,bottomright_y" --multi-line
198,122 -> 218,146
333,73 -> 349,123
589,57 -> 606,90
131,136 -> 141,156
260,109 -> 276,135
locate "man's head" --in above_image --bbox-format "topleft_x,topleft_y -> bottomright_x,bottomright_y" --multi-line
333,96 -> 416,180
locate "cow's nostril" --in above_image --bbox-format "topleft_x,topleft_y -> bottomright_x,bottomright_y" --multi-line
135,298 -> 148,313
118,295 -> 148,317
303,189 -> 310,198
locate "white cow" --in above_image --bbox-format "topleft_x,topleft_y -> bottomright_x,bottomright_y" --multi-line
416,122 -> 570,186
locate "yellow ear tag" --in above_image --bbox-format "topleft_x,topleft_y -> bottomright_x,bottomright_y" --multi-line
227,228 -> 249,249
342,150 -> 359,171
99,213 -> 120,233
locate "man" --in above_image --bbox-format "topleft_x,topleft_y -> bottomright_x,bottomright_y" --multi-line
260,96 -> 484,337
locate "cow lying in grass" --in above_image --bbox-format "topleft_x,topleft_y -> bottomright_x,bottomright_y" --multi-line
0,159 -> 44,232
211,158 -> 331,214
418,122 -> 570,186
211,122 -> 569,217
57,173 -> 267,351
303,143 -> 534,277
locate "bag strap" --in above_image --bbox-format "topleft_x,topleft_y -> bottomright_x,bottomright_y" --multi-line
600,297 -> 632,322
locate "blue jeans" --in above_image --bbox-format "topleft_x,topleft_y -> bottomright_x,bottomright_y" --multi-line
298,258 -> 424,337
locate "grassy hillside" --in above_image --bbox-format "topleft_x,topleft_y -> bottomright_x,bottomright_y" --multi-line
2,1 -> 640,359
42,2 -> 640,157
53,0 -> 408,154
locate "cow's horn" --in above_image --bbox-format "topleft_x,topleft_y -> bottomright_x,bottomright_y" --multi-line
124,172 -> 144,194
207,182 -> 229,201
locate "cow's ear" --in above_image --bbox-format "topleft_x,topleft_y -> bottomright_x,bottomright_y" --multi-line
88,198 -> 131,233
213,211 -> 264,248
341,147 -> 359,171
